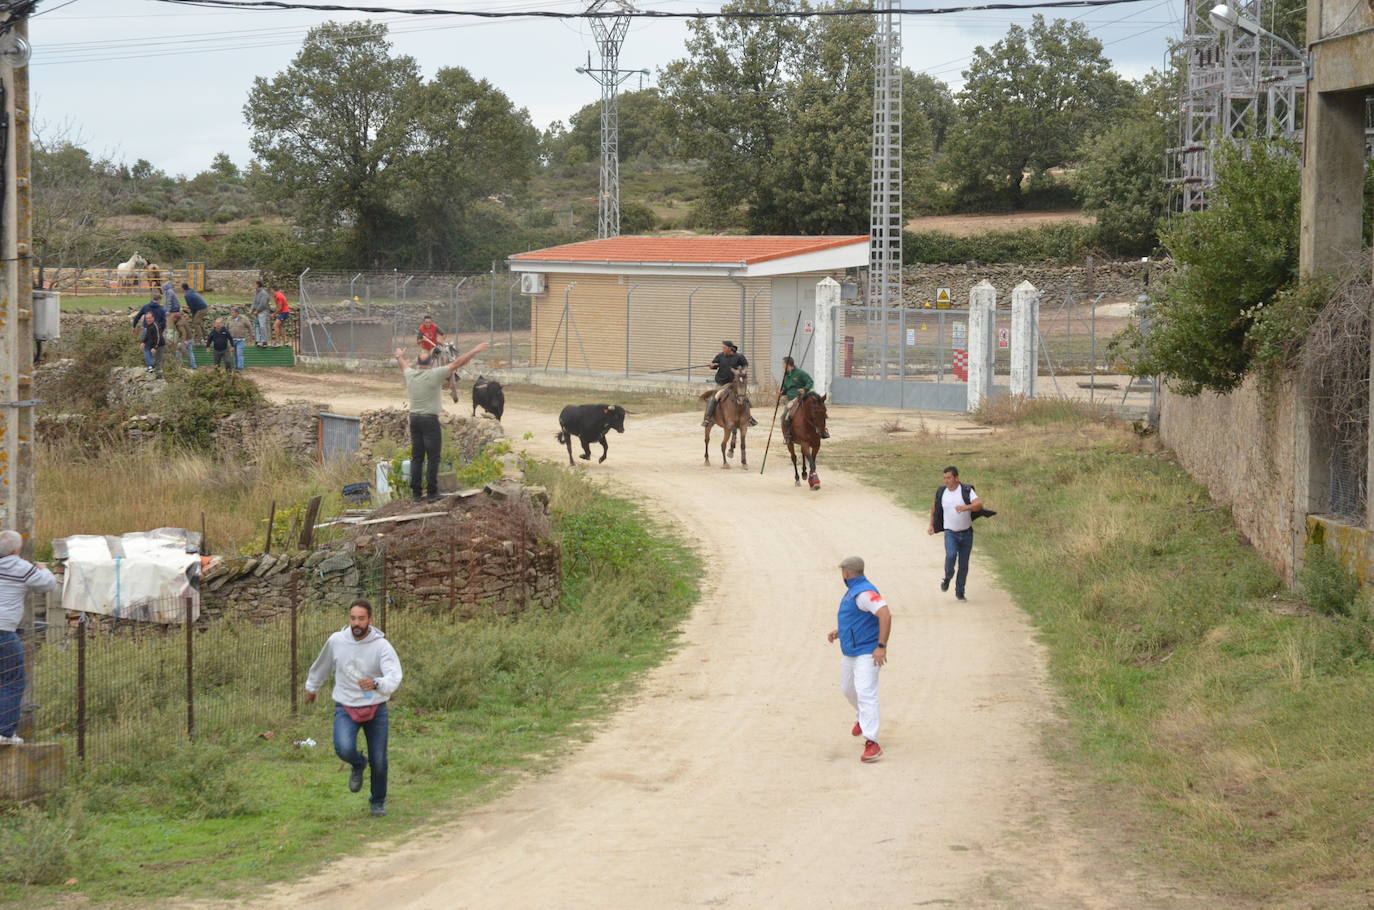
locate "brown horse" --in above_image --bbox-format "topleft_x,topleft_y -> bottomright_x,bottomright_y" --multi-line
701,367 -> 751,469
785,392 -> 828,489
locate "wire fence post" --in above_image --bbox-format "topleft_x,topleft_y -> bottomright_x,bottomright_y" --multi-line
290,569 -> 300,715
379,552 -> 388,630
76,613 -> 86,762
448,533 -> 457,611
184,595 -> 195,742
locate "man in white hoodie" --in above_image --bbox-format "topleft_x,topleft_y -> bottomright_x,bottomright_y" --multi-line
0,529 -> 57,745
305,599 -> 403,817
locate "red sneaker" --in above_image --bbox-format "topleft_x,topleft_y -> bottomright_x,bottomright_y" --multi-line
860,740 -> 883,763
851,721 -> 863,737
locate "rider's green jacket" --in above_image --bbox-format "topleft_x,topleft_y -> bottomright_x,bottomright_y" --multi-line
780,367 -> 814,400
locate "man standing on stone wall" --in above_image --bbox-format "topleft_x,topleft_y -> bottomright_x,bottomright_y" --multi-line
394,340 -> 488,502
251,281 -> 271,346
305,599 -> 402,817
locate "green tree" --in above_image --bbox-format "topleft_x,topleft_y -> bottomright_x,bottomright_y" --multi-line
1124,140 -> 1301,395
659,0 -> 807,226
399,66 -> 540,271
32,130 -> 132,277
905,72 -> 957,153
1076,70 -> 1175,254
662,0 -> 935,232
243,21 -> 419,264
546,89 -> 682,167
944,16 -> 1133,206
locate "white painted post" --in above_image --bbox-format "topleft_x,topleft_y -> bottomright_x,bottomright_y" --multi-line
814,277 -> 842,398
1010,280 -> 1039,399
966,280 -> 997,412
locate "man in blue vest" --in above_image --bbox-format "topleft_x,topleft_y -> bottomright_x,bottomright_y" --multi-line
827,555 -> 891,763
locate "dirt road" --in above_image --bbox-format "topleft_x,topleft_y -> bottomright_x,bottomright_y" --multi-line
240,371 -> 1172,909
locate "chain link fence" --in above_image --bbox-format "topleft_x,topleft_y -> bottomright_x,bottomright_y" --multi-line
296,269 -> 530,369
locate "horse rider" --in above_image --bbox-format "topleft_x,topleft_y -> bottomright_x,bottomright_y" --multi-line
416,315 -> 447,356
702,340 -> 758,428
777,355 -> 829,442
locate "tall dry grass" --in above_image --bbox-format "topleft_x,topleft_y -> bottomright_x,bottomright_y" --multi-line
34,439 -> 364,556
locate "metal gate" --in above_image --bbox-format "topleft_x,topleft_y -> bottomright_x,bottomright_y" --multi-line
828,306 -> 970,410
318,412 -> 361,462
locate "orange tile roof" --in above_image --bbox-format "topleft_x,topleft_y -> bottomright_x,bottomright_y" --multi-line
510,235 -> 868,266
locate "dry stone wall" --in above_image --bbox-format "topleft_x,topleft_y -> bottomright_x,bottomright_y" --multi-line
214,401 -> 327,462
359,408 -> 503,463
203,481 -> 560,621
900,259 -> 1168,306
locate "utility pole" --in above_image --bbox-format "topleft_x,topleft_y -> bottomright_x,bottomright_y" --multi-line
576,0 -> 648,239
0,9 -> 33,551
867,0 -> 902,310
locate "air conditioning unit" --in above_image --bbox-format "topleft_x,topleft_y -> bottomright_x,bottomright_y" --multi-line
520,273 -> 546,295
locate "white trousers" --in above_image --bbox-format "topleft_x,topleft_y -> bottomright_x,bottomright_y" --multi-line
840,654 -> 881,744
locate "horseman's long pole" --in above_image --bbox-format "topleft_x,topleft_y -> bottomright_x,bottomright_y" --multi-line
759,312 -> 803,475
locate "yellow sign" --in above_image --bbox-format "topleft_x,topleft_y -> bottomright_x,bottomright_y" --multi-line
935,287 -> 952,309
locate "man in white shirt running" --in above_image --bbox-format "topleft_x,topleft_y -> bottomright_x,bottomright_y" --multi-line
927,465 -> 983,602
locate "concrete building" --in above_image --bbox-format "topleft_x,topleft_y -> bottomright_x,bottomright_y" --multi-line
508,235 -> 868,391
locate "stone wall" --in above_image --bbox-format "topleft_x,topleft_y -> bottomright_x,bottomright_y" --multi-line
202,481 -> 560,621
900,259 -> 1168,307
1159,377 -> 1299,581
214,401 -> 327,462
359,408 -> 504,462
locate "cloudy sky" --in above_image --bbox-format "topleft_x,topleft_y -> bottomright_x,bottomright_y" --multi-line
30,0 -> 1182,177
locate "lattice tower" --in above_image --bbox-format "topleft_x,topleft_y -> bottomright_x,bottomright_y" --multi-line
1168,0 -> 1305,213
867,0 -> 902,307
580,0 -> 635,238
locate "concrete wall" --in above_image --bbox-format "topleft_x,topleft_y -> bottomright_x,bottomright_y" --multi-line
1160,377 -> 1300,581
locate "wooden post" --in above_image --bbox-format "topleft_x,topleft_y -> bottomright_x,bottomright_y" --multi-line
264,500 -> 276,555
448,534 -> 457,611
184,595 -> 194,741
299,495 -> 323,550
76,614 -> 86,761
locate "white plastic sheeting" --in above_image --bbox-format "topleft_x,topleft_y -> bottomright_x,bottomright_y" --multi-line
56,528 -> 203,623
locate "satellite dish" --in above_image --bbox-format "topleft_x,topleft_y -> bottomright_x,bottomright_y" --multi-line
0,33 -> 31,68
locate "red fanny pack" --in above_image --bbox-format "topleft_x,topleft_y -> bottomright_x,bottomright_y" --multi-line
344,704 -> 380,723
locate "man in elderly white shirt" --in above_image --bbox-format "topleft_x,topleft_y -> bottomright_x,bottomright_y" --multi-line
0,529 -> 56,745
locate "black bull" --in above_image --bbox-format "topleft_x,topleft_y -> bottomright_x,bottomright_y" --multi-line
556,404 -> 627,466
471,376 -> 505,421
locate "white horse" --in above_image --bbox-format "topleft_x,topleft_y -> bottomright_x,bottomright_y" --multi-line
116,252 -> 147,290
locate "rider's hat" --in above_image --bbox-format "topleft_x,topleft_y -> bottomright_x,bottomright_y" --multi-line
722,340 -> 738,351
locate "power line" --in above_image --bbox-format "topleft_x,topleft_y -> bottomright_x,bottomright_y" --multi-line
149,0 -> 1164,19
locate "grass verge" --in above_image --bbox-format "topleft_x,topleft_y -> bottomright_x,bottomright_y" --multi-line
829,409 -> 1374,907
1,462 -> 698,904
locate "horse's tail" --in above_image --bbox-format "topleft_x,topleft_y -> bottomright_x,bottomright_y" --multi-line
698,389 -> 715,401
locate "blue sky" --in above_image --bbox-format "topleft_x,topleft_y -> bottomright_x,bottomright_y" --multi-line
30,0 -> 1181,177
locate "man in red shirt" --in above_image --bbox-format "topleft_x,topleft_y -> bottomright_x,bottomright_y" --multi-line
416,315 -> 446,355
271,286 -> 290,346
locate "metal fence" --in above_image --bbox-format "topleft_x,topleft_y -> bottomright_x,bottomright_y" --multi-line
24,552 -> 480,765
297,268 -> 530,369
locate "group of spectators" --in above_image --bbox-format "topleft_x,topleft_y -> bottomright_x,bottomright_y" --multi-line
131,278 -> 291,377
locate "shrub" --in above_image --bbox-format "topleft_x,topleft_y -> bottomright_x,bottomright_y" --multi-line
157,369 -> 264,450
0,799 -> 84,885
904,223 -> 1098,264
1119,139 -> 1300,396
1298,543 -> 1361,617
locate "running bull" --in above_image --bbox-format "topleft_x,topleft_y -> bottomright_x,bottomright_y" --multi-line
471,376 -> 505,421
556,404 -> 626,466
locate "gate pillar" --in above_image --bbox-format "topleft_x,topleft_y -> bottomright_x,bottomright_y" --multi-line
814,277 -> 842,398
966,280 -> 996,412
1010,280 -> 1039,399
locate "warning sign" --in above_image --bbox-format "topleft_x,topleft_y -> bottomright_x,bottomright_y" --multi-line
803,320 -> 814,334
952,322 -> 967,347
935,287 -> 952,309
905,328 -> 915,346
998,327 -> 1010,349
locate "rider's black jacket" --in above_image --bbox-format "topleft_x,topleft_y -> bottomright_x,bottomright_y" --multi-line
710,351 -> 749,385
